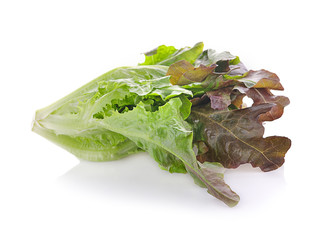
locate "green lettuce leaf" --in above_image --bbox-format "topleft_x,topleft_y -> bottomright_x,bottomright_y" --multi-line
94,98 -> 239,206
139,42 -> 204,66
139,45 -> 177,65
32,122 -> 141,161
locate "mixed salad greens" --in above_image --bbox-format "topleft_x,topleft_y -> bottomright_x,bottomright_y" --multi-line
32,42 -> 291,206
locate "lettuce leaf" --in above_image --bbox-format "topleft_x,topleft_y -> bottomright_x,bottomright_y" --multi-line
94,98 -> 239,206
167,60 -> 217,85
225,69 -> 284,90
32,122 -> 141,162
139,45 -> 177,65
189,103 -> 291,171
234,86 -> 290,121
140,42 -> 204,66
194,49 -> 239,66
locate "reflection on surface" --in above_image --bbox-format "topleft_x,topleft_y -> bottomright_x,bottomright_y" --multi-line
57,152 -> 286,209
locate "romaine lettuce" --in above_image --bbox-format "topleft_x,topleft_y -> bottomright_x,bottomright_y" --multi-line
33,43 -> 291,207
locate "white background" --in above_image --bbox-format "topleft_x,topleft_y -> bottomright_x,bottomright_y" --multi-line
1,0 -> 318,239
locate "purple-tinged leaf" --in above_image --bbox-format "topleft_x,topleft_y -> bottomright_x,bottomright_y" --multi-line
190,103 -> 291,171
206,87 -> 232,110
235,69 -> 284,90
167,60 -> 194,85
194,49 -> 240,73
190,94 -> 209,106
167,60 -> 216,85
236,86 -> 290,121
197,162 -> 240,207
228,62 -> 248,76
230,89 -> 245,109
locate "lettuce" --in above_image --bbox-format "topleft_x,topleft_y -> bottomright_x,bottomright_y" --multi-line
33,65 -> 190,161
33,43 -> 291,207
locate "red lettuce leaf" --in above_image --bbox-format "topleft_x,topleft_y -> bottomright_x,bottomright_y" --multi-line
206,87 -> 232,110
167,60 -> 216,85
226,69 -> 284,90
196,162 -> 240,207
230,89 -> 246,109
189,103 -> 291,171
236,86 -> 290,121
194,49 -> 240,72
190,94 -> 209,106
228,62 -> 248,76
